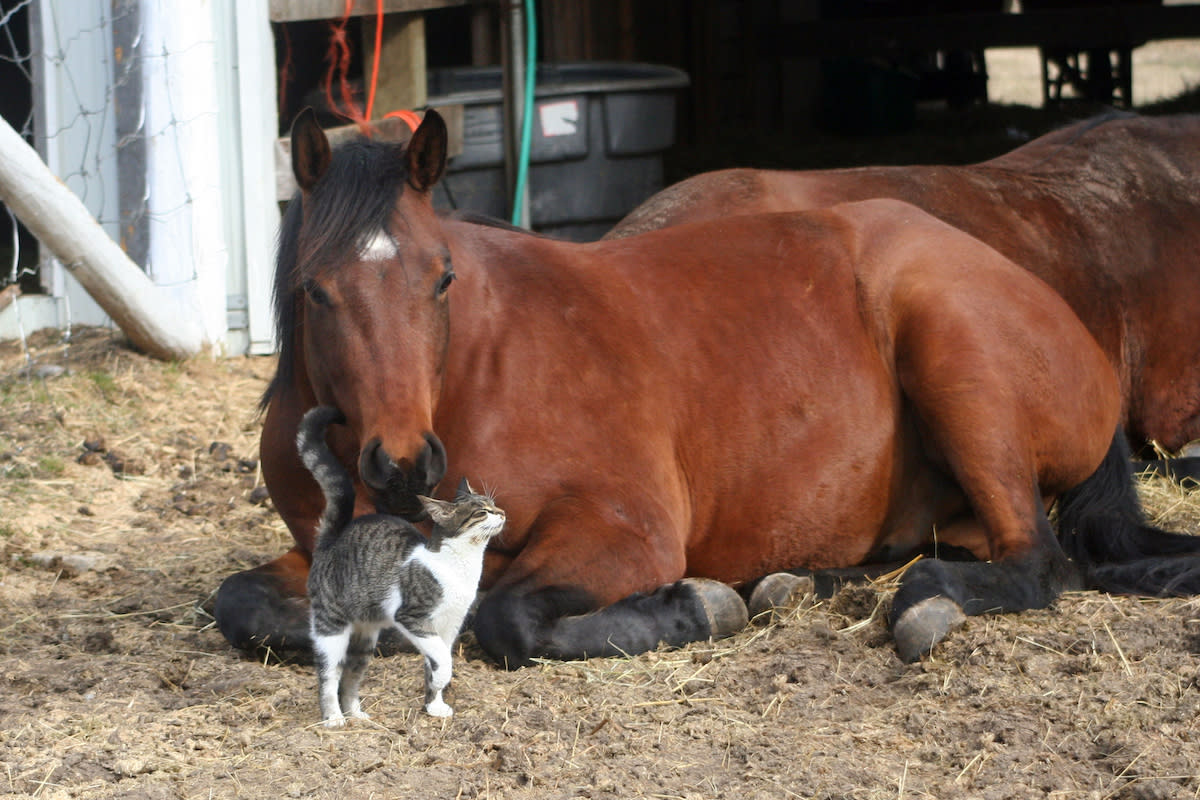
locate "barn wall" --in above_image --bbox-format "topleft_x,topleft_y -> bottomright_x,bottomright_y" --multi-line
532,0 -> 822,144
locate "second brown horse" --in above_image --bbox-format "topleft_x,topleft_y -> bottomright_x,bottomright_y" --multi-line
611,112 -> 1200,457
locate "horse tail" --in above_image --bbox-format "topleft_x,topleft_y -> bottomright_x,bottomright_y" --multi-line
1056,428 -> 1200,595
296,405 -> 355,551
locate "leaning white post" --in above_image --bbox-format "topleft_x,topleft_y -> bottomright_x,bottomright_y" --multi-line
0,114 -> 208,360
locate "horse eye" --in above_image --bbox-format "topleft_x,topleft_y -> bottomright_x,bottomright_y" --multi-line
436,269 -> 455,296
302,279 -> 331,307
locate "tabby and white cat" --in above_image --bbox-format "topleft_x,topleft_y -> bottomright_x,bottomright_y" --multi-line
297,405 -> 506,727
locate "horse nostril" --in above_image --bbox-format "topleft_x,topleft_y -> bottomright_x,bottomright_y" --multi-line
358,434 -> 444,495
358,437 -> 394,490
419,432 -> 447,488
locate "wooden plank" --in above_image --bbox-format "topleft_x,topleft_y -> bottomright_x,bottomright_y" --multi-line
269,0 -> 468,22
769,5 -> 1200,57
363,12 -> 426,114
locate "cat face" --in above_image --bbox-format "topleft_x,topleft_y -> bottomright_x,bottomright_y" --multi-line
417,483 -> 506,547
466,507 -> 507,546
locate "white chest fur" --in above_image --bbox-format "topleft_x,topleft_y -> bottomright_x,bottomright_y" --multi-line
407,540 -> 487,641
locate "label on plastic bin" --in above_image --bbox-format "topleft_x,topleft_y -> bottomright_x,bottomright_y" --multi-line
539,100 -> 579,137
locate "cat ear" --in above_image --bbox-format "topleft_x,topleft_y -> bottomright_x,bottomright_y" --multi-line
456,477 -> 473,498
418,495 -> 454,525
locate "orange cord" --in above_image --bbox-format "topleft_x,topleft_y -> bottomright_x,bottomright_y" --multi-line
322,0 -> 364,128
364,0 -> 384,122
384,109 -> 422,132
277,24 -> 292,119
315,0 -> 418,136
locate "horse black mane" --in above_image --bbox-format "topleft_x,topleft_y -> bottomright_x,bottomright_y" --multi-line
1024,108 -> 1140,170
442,208 -> 553,238
262,137 -> 410,410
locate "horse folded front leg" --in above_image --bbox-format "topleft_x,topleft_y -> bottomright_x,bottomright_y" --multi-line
888,507 -> 1075,663
214,547 -> 315,651
472,579 -> 749,668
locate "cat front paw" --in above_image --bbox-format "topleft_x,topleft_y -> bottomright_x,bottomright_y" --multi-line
425,699 -> 454,718
321,713 -> 347,728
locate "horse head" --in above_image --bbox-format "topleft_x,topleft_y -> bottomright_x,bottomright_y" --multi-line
287,107 -> 451,518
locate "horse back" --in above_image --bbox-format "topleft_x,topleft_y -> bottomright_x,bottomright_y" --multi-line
609,114 -> 1200,450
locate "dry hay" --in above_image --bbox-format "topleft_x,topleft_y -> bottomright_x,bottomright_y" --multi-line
2,327 -> 1200,799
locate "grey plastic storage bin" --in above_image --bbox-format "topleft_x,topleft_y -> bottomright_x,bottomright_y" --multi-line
427,62 -> 689,242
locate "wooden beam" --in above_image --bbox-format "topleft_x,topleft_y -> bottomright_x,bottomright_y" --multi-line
769,5 -> 1200,58
269,0 -> 468,23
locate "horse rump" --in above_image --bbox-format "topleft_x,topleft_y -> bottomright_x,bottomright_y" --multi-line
1057,428 -> 1200,595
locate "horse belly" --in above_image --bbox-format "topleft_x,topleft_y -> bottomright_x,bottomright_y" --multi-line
681,356 -> 907,583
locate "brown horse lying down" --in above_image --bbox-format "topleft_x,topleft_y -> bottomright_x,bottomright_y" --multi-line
608,112 -> 1200,464
214,110 -> 1200,666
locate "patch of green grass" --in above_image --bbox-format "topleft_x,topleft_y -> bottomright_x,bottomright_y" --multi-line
88,370 -> 118,402
2,461 -> 31,480
162,361 -> 182,391
36,455 -> 65,476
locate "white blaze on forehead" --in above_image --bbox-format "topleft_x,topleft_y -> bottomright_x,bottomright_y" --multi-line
357,228 -> 398,261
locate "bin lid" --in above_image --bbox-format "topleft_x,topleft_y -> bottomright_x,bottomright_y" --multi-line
427,62 -> 690,106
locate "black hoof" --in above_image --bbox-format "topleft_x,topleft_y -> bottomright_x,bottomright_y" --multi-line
214,568 -> 313,652
748,573 -> 814,621
891,596 -> 965,662
681,578 -> 749,639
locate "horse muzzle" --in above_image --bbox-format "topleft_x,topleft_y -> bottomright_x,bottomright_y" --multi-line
358,432 -> 447,519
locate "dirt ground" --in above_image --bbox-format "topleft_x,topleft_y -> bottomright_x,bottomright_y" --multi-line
3,320 -> 1200,800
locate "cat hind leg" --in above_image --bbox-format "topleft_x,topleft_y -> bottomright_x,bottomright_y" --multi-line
338,627 -> 379,721
311,628 -> 351,727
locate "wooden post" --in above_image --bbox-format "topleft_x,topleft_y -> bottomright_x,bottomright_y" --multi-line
0,115 -> 207,360
362,12 -> 427,115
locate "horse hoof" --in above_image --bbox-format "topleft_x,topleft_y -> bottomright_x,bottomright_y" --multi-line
683,578 -> 748,639
748,573 -> 814,621
891,595 -> 966,663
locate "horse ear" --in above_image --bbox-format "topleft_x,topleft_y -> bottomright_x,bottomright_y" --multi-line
291,107 -> 331,193
406,109 -> 448,193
